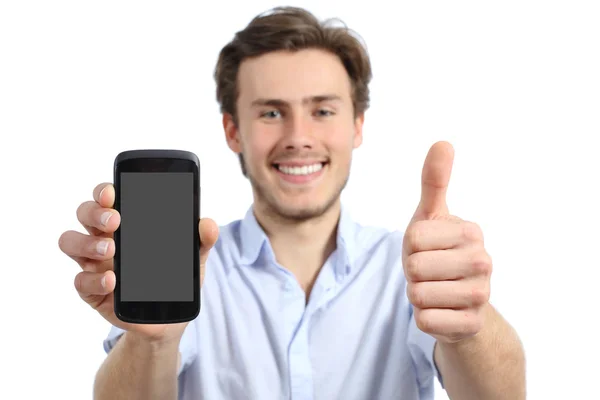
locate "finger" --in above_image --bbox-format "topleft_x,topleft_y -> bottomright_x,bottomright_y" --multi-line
58,230 -> 115,261
68,256 -> 101,271
407,280 -> 490,309
402,219 -> 483,254
413,307 -> 484,342
80,259 -> 114,274
413,141 -> 454,221
62,251 -> 114,273
404,248 -> 493,282
93,183 -> 115,209
77,200 -> 121,235
74,270 -> 115,297
199,218 -> 219,267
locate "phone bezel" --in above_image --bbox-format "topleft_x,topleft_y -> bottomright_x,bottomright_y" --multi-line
113,150 -> 200,324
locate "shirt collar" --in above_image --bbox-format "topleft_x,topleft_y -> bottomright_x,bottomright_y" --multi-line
238,205 -> 270,266
238,204 -> 357,278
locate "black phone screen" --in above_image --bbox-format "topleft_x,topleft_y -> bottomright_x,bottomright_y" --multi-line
119,172 -> 194,302
113,150 -> 200,324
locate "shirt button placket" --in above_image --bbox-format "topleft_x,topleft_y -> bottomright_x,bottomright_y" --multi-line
285,282 -> 314,400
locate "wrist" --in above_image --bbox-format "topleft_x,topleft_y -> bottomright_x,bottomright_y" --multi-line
123,330 -> 181,356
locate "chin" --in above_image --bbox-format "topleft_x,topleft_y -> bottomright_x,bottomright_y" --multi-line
249,163 -> 347,220
269,190 -> 341,221
271,202 -> 330,221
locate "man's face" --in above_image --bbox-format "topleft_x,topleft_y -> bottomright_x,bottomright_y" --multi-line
224,48 -> 364,220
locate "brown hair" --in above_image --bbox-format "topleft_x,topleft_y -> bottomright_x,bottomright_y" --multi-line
213,6 -> 373,175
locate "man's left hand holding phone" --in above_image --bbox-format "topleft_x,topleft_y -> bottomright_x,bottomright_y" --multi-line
58,149 -> 218,399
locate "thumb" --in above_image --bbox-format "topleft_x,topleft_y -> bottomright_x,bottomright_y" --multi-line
413,141 -> 454,221
199,218 -> 219,285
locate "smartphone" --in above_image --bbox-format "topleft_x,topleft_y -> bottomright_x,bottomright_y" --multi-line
113,149 -> 200,324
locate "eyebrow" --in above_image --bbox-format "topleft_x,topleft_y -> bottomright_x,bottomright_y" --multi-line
251,94 -> 342,107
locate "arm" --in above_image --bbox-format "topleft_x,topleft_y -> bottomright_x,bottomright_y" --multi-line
94,331 -> 182,400
434,303 -> 526,400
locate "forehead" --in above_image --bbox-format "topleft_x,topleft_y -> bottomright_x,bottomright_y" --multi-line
237,48 -> 352,103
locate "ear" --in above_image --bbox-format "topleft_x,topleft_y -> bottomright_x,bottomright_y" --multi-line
352,113 -> 365,149
223,113 -> 242,153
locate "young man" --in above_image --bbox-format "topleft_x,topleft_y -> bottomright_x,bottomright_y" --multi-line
58,6 -> 526,400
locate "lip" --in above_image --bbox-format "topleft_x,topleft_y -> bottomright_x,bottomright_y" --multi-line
272,162 -> 327,185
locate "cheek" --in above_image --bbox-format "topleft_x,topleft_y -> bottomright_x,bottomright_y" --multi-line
327,126 -> 356,156
241,129 -> 277,166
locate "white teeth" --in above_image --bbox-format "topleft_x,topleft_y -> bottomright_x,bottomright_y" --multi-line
277,163 -> 323,176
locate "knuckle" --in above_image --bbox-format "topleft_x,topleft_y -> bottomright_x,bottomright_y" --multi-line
415,311 -> 432,333
404,255 -> 421,281
462,221 -> 483,243
76,201 -> 88,217
403,227 -> 417,249
74,272 -> 85,293
469,285 -> 489,306
76,201 -> 85,215
472,251 -> 493,276
407,283 -> 425,308
405,221 -> 425,251
76,201 -> 94,223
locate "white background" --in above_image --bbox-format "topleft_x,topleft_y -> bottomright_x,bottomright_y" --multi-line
1,1 -> 599,399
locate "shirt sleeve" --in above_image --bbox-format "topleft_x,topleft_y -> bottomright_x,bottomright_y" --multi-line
406,303 -> 445,389
102,321 -> 198,376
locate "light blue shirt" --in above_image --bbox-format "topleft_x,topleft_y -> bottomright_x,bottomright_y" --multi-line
103,205 -> 444,399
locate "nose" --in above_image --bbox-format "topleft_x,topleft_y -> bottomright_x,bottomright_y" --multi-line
282,113 -> 315,151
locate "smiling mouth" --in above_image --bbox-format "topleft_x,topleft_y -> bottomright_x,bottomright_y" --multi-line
272,162 -> 327,176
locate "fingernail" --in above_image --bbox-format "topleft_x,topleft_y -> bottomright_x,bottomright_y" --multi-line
100,211 -> 112,226
96,240 -> 109,255
99,186 -> 106,201
101,275 -> 107,288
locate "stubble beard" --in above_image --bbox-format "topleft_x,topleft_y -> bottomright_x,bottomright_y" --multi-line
246,162 -> 350,222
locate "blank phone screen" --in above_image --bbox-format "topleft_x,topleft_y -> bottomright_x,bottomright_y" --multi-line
119,172 -> 194,302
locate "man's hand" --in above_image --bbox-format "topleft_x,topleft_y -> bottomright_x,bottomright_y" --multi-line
58,182 -> 220,343
402,141 -> 493,344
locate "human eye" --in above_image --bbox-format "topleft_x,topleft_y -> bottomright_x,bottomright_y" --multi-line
261,109 -> 282,119
315,108 -> 335,117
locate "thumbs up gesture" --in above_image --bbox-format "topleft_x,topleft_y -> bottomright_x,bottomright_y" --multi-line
402,141 -> 492,344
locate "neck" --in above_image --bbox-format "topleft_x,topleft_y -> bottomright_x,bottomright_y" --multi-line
253,200 -> 341,296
